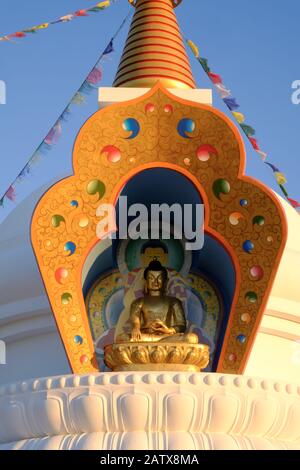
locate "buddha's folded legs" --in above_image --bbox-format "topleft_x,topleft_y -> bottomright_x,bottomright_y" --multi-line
116,332 -> 199,344
158,332 -> 199,344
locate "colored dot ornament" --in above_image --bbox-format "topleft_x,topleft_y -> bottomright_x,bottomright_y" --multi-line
229,212 -> 243,226
240,199 -> 248,207
64,241 -> 76,256
101,145 -> 121,163
80,355 -> 89,364
52,215 -> 65,228
241,313 -> 251,324
74,335 -> 83,345
177,118 -> 195,138
86,179 -> 106,200
196,144 -> 217,162
61,293 -> 72,305
78,216 -> 89,228
250,265 -> 264,281
213,179 -> 231,200
237,334 -> 246,344
122,118 -> 140,139
243,240 -> 254,254
55,267 -> 68,284
164,104 -> 173,113
253,215 -> 265,226
145,103 -> 155,113
228,353 -> 237,363
245,292 -> 258,303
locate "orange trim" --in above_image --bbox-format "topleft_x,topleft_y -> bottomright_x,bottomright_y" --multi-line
116,43 -> 189,66
133,6 -> 178,19
124,34 -> 187,53
117,57 -> 194,76
118,49 -> 191,70
126,27 -> 184,45
129,19 -> 180,35
131,12 -> 179,28
137,2 -> 173,14
114,66 -> 196,86
114,73 -> 195,89
136,0 -> 174,9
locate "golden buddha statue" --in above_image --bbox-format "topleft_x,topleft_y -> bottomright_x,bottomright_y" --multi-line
117,259 -> 198,344
104,259 -> 210,372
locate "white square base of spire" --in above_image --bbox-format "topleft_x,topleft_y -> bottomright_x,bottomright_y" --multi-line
98,87 -> 212,108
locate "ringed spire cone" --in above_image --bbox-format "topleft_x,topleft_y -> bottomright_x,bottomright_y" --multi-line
113,0 -> 196,89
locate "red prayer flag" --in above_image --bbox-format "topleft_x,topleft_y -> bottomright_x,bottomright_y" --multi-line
208,72 -> 223,84
6,186 -> 16,202
87,67 -> 102,84
288,197 -> 300,209
12,32 -> 26,38
75,10 -> 89,17
249,137 -> 260,150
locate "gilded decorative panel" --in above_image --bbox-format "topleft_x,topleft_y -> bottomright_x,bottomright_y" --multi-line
31,84 -> 286,374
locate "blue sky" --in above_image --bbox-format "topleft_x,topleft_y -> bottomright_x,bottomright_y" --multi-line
0,0 -> 299,219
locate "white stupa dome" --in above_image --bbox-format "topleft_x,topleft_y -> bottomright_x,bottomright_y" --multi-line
0,182 -> 70,386
245,194 -> 300,381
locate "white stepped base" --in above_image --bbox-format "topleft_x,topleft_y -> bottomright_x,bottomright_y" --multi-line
0,372 -> 300,450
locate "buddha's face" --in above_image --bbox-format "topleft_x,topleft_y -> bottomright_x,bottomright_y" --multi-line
146,270 -> 165,292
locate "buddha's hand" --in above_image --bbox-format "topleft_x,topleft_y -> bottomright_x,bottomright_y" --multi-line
131,327 -> 142,342
151,321 -> 175,335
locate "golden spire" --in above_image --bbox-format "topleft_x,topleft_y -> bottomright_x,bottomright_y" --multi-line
113,0 -> 196,89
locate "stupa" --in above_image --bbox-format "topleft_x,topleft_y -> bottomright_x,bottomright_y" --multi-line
0,0 -> 300,450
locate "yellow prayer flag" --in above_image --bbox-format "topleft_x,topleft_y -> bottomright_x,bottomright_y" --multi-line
275,172 -> 287,185
232,112 -> 245,124
36,23 -> 49,30
187,40 -> 199,58
96,1 -> 110,7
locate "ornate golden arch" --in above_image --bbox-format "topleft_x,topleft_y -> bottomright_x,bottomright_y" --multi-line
31,83 -> 287,374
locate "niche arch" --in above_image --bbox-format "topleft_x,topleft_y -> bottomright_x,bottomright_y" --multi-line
83,167 -> 236,372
